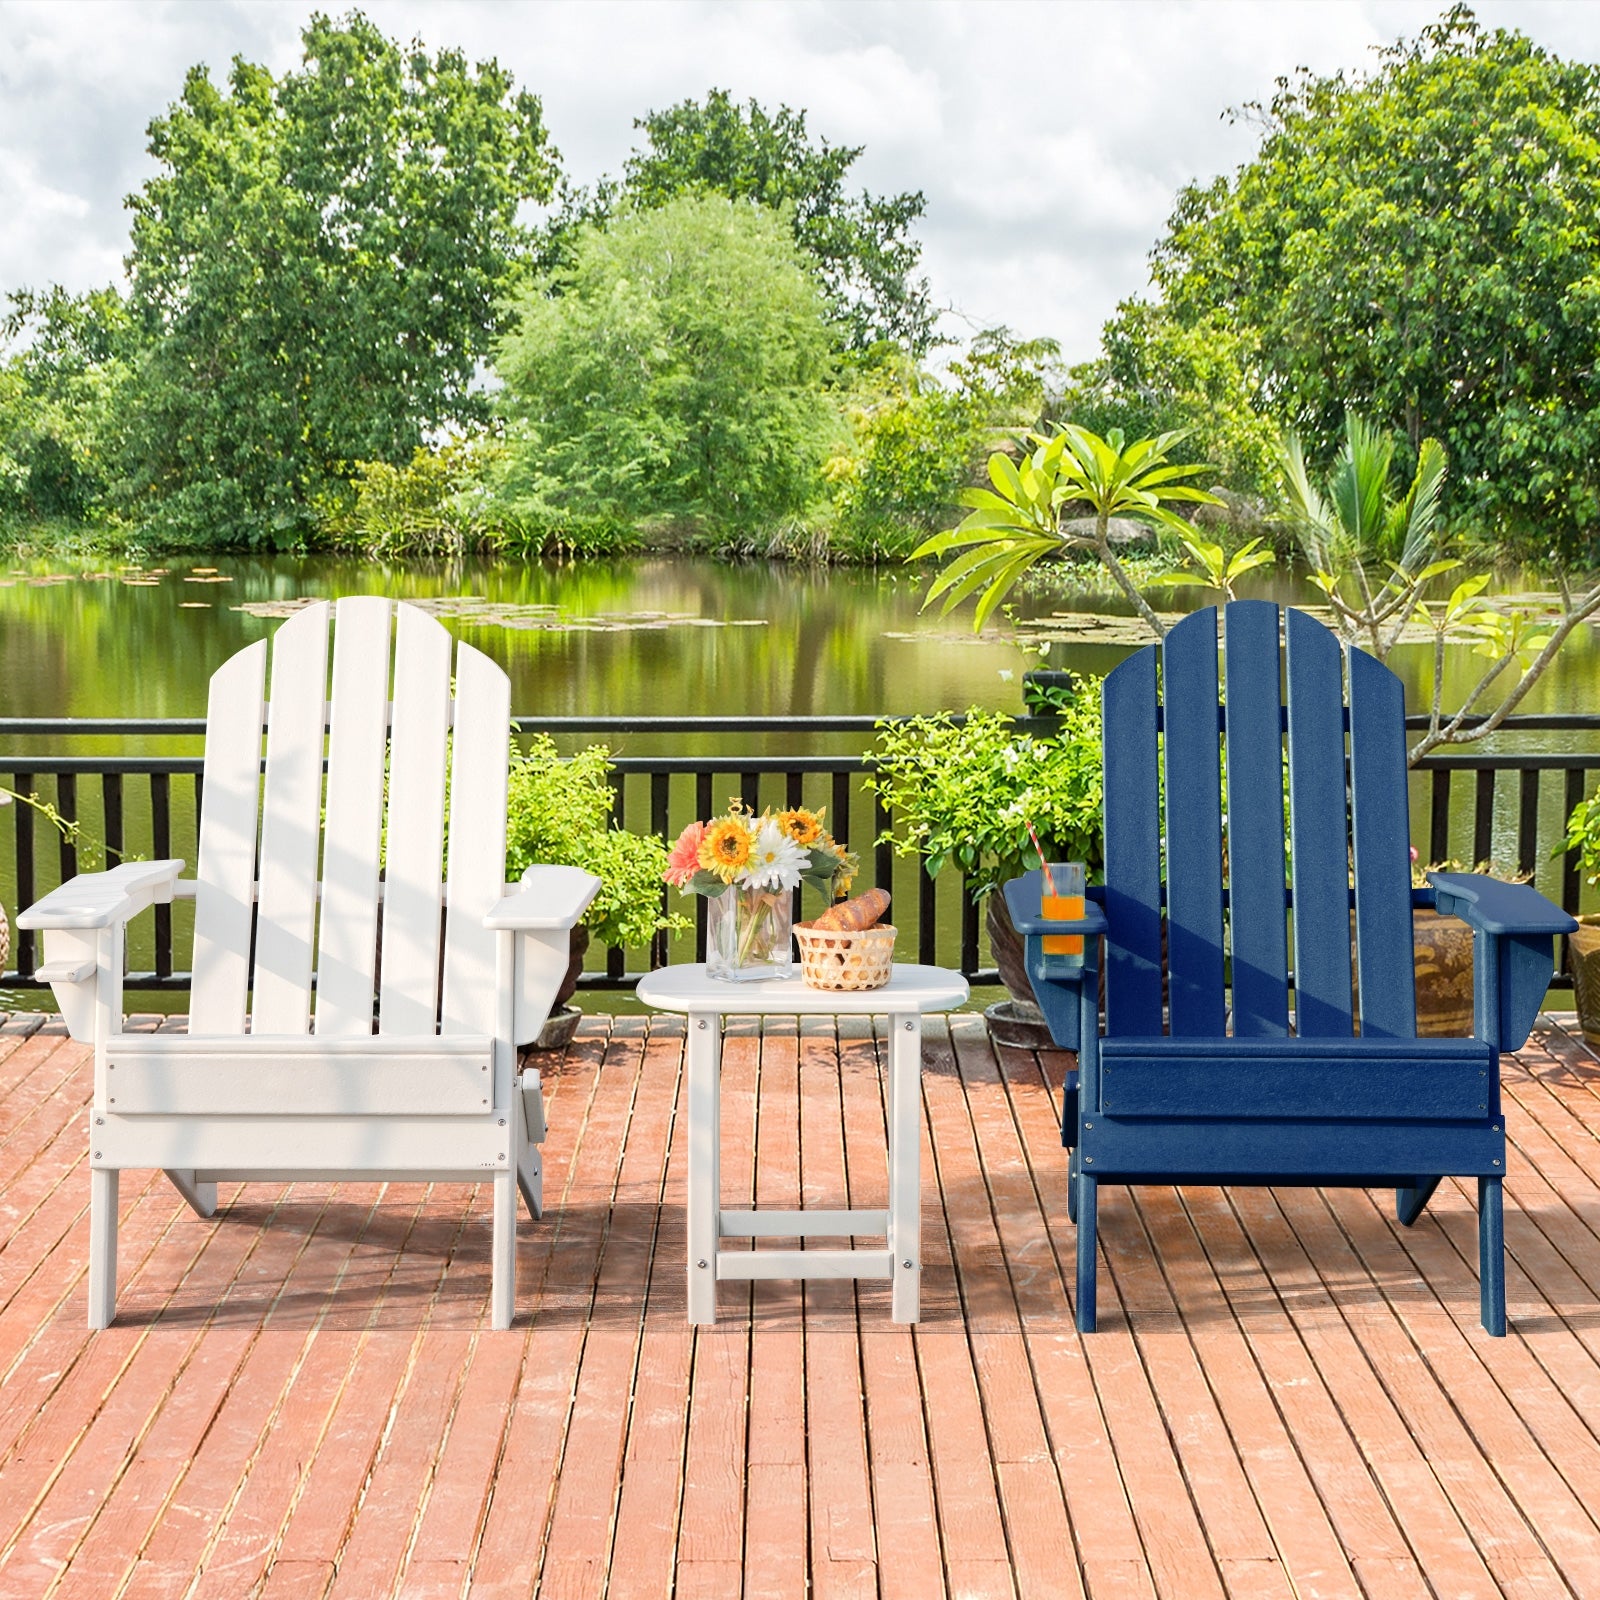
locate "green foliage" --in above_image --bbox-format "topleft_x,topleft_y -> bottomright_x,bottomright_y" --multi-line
549,89 -> 932,356
827,330 -> 1060,559
495,194 -> 837,538
1560,786 -> 1600,888
917,424 -> 1221,633
1,287 -> 135,523
1062,302 -> 1282,501
1150,532 -> 1274,601
868,697 -> 1104,898
1146,6 -> 1600,561
504,736 -> 685,951
119,11 -> 557,548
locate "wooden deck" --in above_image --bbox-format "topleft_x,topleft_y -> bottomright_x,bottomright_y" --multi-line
3,1009 -> 1600,1599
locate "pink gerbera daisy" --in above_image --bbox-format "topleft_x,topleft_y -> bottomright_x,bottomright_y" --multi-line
665,820 -> 708,887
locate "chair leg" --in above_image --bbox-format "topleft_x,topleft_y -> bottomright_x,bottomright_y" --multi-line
1076,1173 -> 1098,1333
165,1169 -> 218,1218
1395,1177 -> 1442,1226
88,1167 -> 118,1330
1479,1176 -> 1506,1337
490,1168 -> 517,1331
516,1144 -> 544,1222
516,1079 -> 545,1221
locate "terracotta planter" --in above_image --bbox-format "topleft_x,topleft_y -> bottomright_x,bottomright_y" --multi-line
1566,917 -> 1600,1047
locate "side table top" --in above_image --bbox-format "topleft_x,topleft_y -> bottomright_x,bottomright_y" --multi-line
635,963 -> 970,1016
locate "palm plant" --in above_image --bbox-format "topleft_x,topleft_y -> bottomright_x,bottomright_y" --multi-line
914,425 -> 1221,636
1279,413 -> 1600,763
1279,412 -> 1452,661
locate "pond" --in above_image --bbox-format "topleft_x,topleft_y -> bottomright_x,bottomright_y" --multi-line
3,551 -> 1599,743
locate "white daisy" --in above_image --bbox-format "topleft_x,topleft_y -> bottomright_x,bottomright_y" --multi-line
739,819 -> 807,892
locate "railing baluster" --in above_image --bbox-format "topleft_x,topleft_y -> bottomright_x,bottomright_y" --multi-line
1518,769 -> 1540,879
961,876 -> 980,976
651,772 -> 671,969
152,772 -> 173,977
55,772 -> 77,884
1428,768 -> 1451,864
831,771 -> 851,850
102,772 -> 124,867
918,862 -> 937,965
1474,769 -> 1495,867
11,772 -> 35,976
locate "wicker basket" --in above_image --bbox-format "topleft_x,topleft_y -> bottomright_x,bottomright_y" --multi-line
793,920 -> 896,991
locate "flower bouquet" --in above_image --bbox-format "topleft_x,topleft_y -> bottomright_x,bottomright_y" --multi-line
665,803 -> 858,981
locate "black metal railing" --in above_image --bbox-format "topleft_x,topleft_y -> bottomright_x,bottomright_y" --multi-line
4,711 -> 1599,998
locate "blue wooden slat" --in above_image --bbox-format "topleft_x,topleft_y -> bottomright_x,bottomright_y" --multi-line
1222,601 -> 1290,1036
1285,608 -> 1355,1037
1348,646 -> 1418,1038
1102,644 -> 1163,1034
1161,608 -> 1227,1036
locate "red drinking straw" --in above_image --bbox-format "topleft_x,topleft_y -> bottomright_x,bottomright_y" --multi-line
1026,822 -> 1057,895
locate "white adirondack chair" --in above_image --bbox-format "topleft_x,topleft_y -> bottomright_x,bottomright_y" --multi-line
18,597 -> 598,1330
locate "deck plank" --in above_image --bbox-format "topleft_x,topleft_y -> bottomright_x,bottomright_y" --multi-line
2,1011 -> 1600,1597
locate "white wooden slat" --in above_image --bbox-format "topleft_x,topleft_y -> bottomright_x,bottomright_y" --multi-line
190,640 -> 267,1036
94,1115 -> 510,1173
251,602 -> 331,1034
440,641 -> 511,1036
314,597 -> 393,1035
108,1050 -> 492,1117
716,1250 -> 894,1280
378,603 -> 452,1035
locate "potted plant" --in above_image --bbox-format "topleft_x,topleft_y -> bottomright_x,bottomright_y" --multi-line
868,685 -> 1102,1038
1557,788 -> 1600,1045
505,736 -> 687,1048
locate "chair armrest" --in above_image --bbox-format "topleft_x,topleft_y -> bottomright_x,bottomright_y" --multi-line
1425,872 -> 1577,937
485,864 -> 602,931
1002,870 -> 1109,938
17,860 -> 185,931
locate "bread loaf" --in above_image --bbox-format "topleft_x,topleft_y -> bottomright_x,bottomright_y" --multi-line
811,887 -> 890,932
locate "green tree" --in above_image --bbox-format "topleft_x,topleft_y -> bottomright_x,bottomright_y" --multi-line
549,89 -> 933,356
119,10 -> 557,547
1136,5 -> 1600,561
828,329 -> 1060,557
1060,302 -> 1281,503
0,286 -> 134,523
494,193 -> 837,538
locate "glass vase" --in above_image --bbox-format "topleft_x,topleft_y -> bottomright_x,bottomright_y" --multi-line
706,885 -> 794,981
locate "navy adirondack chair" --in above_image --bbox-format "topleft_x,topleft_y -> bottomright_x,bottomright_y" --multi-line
1005,602 -> 1575,1335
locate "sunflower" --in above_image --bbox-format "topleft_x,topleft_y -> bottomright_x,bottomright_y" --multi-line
699,816 -> 755,883
776,806 -> 825,847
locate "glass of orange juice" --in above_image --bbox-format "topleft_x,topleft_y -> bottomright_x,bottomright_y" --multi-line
1041,862 -> 1086,961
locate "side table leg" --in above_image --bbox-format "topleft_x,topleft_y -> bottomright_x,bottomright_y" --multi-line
686,1012 -> 721,1324
890,1014 -> 922,1322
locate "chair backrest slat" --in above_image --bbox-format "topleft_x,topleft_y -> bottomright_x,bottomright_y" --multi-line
1102,645 -> 1164,1035
440,641 -> 511,1036
314,597 -> 394,1036
1160,608 -> 1226,1036
251,603 -> 331,1035
1285,608 -> 1356,1037
1100,602 -> 1417,1043
378,604 -> 452,1036
1348,645 -> 1417,1038
1222,601 -> 1291,1037
190,641 -> 267,1035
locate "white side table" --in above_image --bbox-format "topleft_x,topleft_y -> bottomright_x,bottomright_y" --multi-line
635,963 -> 969,1324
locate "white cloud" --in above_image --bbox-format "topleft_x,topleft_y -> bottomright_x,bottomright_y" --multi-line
1,0 -> 1597,362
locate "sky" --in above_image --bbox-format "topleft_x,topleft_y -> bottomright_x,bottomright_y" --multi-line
4,0 -> 1600,364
